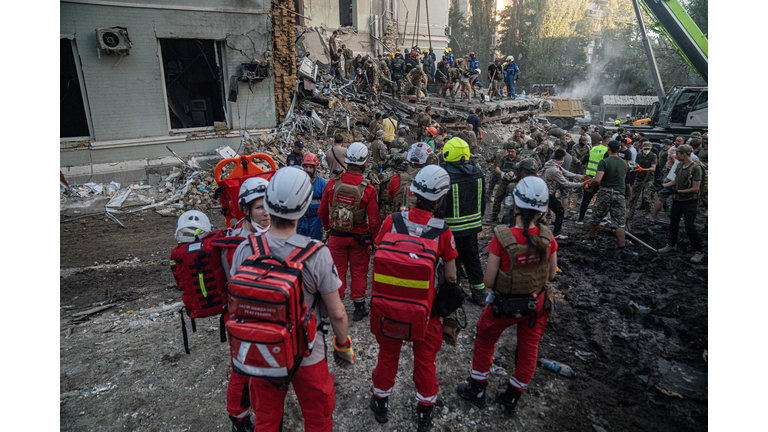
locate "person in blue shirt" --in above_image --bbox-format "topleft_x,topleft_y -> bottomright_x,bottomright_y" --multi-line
296,152 -> 327,240
444,48 -> 454,67
469,52 -> 482,92
503,55 -> 520,98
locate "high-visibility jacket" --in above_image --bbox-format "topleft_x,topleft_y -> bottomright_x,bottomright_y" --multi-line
436,161 -> 485,237
586,144 -> 608,176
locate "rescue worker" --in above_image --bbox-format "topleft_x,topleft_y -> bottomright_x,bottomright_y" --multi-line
223,176 -> 271,432
656,144 -> 705,263
577,135 -> 609,224
488,142 -> 521,223
629,141 -> 658,218
447,62 -> 462,102
326,133 -> 348,175
318,142 -> 382,321
469,52 -> 479,77
229,167 -> 354,432
487,147 -> 507,203
370,165 -> 458,432
297,153 -> 327,241
371,129 -> 390,172
445,47 -> 454,67
436,56 -> 449,98
330,48 -> 343,82
390,52 -> 406,96
342,44 -> 354,79
457,176 -> 558,419
404,52 -> 417,74
369,113 -> 384,142
487,58 -> 503,100
404,65 -> 429,102
507,129 -> 525,151
383,111 -> 398,147
540,149 -> 587,239
570,135 -> 591,208
286,140 -> 304,167
457,124 -> 478,154
424,126 -> 439,150
434,138 -> 487,306
329,30 -> 339,56
421,49 -> 434,82
388,142 -> 432,209
428,47 -> 436,79
535,137 -> 553,167
502,55 -> 520,98
390,128 -> 408,154
585,141 -> 638,257
417,106 -> 434,139
459,66 -> 473,104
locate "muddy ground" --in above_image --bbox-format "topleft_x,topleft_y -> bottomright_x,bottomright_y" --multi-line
60,173 -> 707,432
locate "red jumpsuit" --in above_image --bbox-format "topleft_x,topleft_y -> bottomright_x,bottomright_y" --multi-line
318,171 -> 381,301
370,208 -> 458,406
468,226 -> 557,392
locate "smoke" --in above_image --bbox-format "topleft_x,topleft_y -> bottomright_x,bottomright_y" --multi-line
556,38 -> 632,103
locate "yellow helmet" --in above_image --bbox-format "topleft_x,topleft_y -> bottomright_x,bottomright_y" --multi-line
423,49 -> 428,54
443,137 -> 471,162
390,53 -> 395,58
447,48 -> 452,53
396,47 -> 401,52
444,49 -> 449,54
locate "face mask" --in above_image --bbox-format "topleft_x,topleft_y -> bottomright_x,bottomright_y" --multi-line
643,150 -> 650,155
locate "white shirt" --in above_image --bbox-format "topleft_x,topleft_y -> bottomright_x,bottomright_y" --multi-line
666,153 -> 699,181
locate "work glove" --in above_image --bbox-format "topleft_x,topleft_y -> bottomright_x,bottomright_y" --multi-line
504,171 -> 515,181
582,175 -> 591,181
584,180 -> 591,190
333,336 -> 355,369
324,229 -> 330,241
634,166 -> 645,172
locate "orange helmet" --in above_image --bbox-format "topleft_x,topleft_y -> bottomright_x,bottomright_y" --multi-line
302,152 -> 319,166
426,126 -> 438,137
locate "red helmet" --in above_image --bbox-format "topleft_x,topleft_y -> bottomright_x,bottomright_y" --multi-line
302,152 -> 319,166
469,52 -> 475,57
426,126 -> 438,137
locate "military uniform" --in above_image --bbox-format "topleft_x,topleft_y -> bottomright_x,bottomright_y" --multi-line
458,130 -> 478,154
447,67 -> 461,101
436,61 -> 449,98
371,138 -> 389,172
487,149 -> 506,202
535,141 -> 553,166
491,154 -> 520,220
390,56 -> 406,96
343,48 -> 354,79
403,68 -> 426,100
389,137 -> 407,155
629,150 -> 658,214
368,120 -> 383,142
417,111 -> 433,139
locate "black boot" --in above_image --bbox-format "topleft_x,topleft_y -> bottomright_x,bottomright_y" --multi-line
470,288 -> 487,307
416,404 -> 434,432
353,301 -> 369,322
230,415 -> 254,432
369,394 -> 389,423
457,378 -> 488,408
495,384 -> 523,418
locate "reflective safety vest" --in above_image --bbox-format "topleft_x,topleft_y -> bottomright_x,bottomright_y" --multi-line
586,144 -> 608,176
440,162 -> 485,237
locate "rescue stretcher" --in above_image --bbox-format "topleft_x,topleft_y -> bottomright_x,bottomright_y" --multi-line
213,153 -> 277,228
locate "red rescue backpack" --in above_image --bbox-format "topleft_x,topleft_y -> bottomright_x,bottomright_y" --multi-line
170,230 -> 230,354
225,232 -> 324,387
371,212 -> 447,342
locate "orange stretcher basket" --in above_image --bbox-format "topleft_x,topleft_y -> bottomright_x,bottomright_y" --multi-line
214,153 -> 277,228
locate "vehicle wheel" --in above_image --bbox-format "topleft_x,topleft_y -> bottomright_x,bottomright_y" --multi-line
553,118 -> 564,128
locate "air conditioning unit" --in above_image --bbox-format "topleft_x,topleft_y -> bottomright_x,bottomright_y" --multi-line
96,27 -> 132,53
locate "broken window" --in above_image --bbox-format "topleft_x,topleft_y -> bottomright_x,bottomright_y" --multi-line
61,38 -> 90,138
340,0 -> 354,27
159,39 -> 227,129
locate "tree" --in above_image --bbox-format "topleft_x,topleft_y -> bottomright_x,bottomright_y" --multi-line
448,7 -> 470,55
467,0 -> 497,73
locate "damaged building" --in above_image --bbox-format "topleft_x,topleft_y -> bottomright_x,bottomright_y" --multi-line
60,0 -> 292,184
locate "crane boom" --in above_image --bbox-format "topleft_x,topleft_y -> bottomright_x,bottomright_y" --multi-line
641,0 -> 708,82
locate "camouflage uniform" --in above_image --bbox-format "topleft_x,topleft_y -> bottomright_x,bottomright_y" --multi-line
402,68 -> 426,100
389,137 -> 408,154
535,141 -> 554,166
487,149 -> 506,201
370,136 -> 389,172
506,137 -> 525,151
447,67 -> 461,101
590,188 -> 627,230
458,130 -> 478,154
491,154 -> 521,219
629,150 -> 658,213
343,48 -> 354,79
436,61 -> 448,98
417,112 -> 433,139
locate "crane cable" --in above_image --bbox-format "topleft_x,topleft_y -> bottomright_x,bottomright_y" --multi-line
411,0 -> 420,48
425,0 -> 432,49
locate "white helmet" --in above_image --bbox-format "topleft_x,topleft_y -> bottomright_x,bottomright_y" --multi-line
513,176 -> 549,213
239,177 -> 269,210
474,68 -> 481,74
507,55 -> 514,62
410,165 -> 450,201
407,142 -> 433,166
345,142 -> 369,165
175,210 -> 212,243
263,167 -> 313,220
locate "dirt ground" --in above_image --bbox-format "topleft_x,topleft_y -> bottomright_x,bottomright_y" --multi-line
60,172 -> 707,432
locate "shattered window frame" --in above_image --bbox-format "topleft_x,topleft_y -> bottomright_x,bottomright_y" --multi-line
60,37 -> 94,140
157,38 -> 229,132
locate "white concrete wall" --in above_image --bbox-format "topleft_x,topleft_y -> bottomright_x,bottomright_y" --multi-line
305,0 -> 342,29
393,0 -> 450,52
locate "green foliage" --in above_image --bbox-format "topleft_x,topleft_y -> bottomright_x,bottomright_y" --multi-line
448,7 -> 470,54
467,0 -> 497,71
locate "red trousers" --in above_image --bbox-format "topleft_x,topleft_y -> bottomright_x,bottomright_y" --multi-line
224,311 -> 251,419
248,360 -> 336,432
371,316 -> 443,406
469,294 -> 548,392
328,235 -> 371,301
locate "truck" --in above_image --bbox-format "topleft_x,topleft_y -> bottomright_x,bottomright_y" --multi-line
602,0 -> 708,140
543,97 -> 586,129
